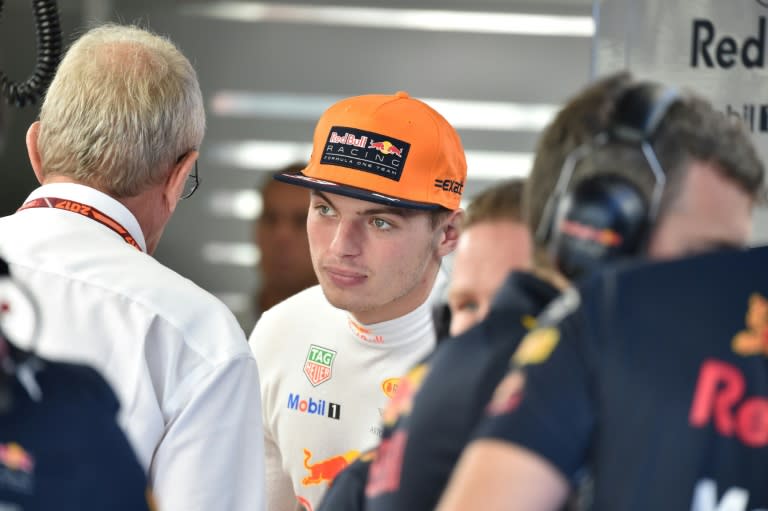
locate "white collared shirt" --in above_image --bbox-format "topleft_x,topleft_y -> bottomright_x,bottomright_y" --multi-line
0,183 -> 266,511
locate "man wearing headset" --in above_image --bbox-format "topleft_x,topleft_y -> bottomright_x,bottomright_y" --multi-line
437,73 -> 765,510
321,71 -> 764,511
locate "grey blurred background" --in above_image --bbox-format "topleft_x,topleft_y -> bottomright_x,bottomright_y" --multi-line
0,0 -> 601,321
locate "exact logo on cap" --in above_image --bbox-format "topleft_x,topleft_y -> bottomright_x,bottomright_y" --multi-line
322,126 -> 411,182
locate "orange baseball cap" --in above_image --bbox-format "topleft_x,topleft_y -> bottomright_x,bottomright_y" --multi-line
275,91 -> 467,210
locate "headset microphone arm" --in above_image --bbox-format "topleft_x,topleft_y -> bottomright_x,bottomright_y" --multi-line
0,0 -> 62,108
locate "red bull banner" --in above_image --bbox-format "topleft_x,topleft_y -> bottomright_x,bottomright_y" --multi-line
593,0 -> 768,244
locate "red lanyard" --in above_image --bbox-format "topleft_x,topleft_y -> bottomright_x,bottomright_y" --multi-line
19,197 -> 142,252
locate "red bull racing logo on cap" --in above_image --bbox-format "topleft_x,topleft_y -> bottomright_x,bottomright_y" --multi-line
322,126 -> 410,181
304,344 -> 337,386
368,139 -> 403,157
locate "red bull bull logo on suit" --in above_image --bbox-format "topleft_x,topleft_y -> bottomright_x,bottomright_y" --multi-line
689,296 -> 768,448
301,448 -> 360,486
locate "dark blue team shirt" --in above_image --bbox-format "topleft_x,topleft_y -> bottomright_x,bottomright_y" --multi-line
319,272 -> 559,511
0,354 -> 152,511
476,246 -> 768,510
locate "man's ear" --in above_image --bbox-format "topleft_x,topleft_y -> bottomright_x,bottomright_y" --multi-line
26,122 -> 44,184
436,209 -> 464,258
164,150 -> 198,213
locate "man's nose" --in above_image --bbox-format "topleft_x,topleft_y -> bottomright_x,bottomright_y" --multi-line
328,219 -> 364,257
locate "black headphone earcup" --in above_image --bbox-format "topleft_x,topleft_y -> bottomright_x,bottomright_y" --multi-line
550,175 -> 649,280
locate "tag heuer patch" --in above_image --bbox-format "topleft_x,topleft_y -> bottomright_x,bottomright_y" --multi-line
304,344 -> 337,386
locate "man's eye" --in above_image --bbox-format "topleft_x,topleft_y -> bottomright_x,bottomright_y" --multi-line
372,217 -> 393,230
315,204 -> 333,216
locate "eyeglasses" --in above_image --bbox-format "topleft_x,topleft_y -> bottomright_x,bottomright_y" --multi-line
180,159 -> 200,200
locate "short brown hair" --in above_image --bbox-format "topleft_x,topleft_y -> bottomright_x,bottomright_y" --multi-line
463,179 -> 525,230
525,72 -> 764,258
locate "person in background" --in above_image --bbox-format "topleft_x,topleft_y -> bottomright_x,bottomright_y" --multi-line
0,24 -> 265,511
250,91 -> 466,511
446,179 -> 531,337
439,245 -> 768,510
240,163 -> 317,332
437,73 -> 764,511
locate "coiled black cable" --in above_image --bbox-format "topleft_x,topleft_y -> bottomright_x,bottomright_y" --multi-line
0,0 -> 62,108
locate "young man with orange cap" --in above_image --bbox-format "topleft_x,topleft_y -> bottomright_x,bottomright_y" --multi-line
248,91 -> 466,511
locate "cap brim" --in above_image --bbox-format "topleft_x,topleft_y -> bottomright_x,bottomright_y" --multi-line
274,171 -> 442,211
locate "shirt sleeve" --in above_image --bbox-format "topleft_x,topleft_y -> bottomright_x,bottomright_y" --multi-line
472,304 -> 597,484
149,355 -> 267,511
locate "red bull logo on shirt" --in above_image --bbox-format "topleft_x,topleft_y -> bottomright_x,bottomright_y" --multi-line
0,442 -> 34,473
689,358 -> 768,448
301,448 -> 360,486
348,318 -> 384,344
690,298 -> 768,448
0,442 -> 34,495
304,344 -> 336,386
732,293 -> 768,357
